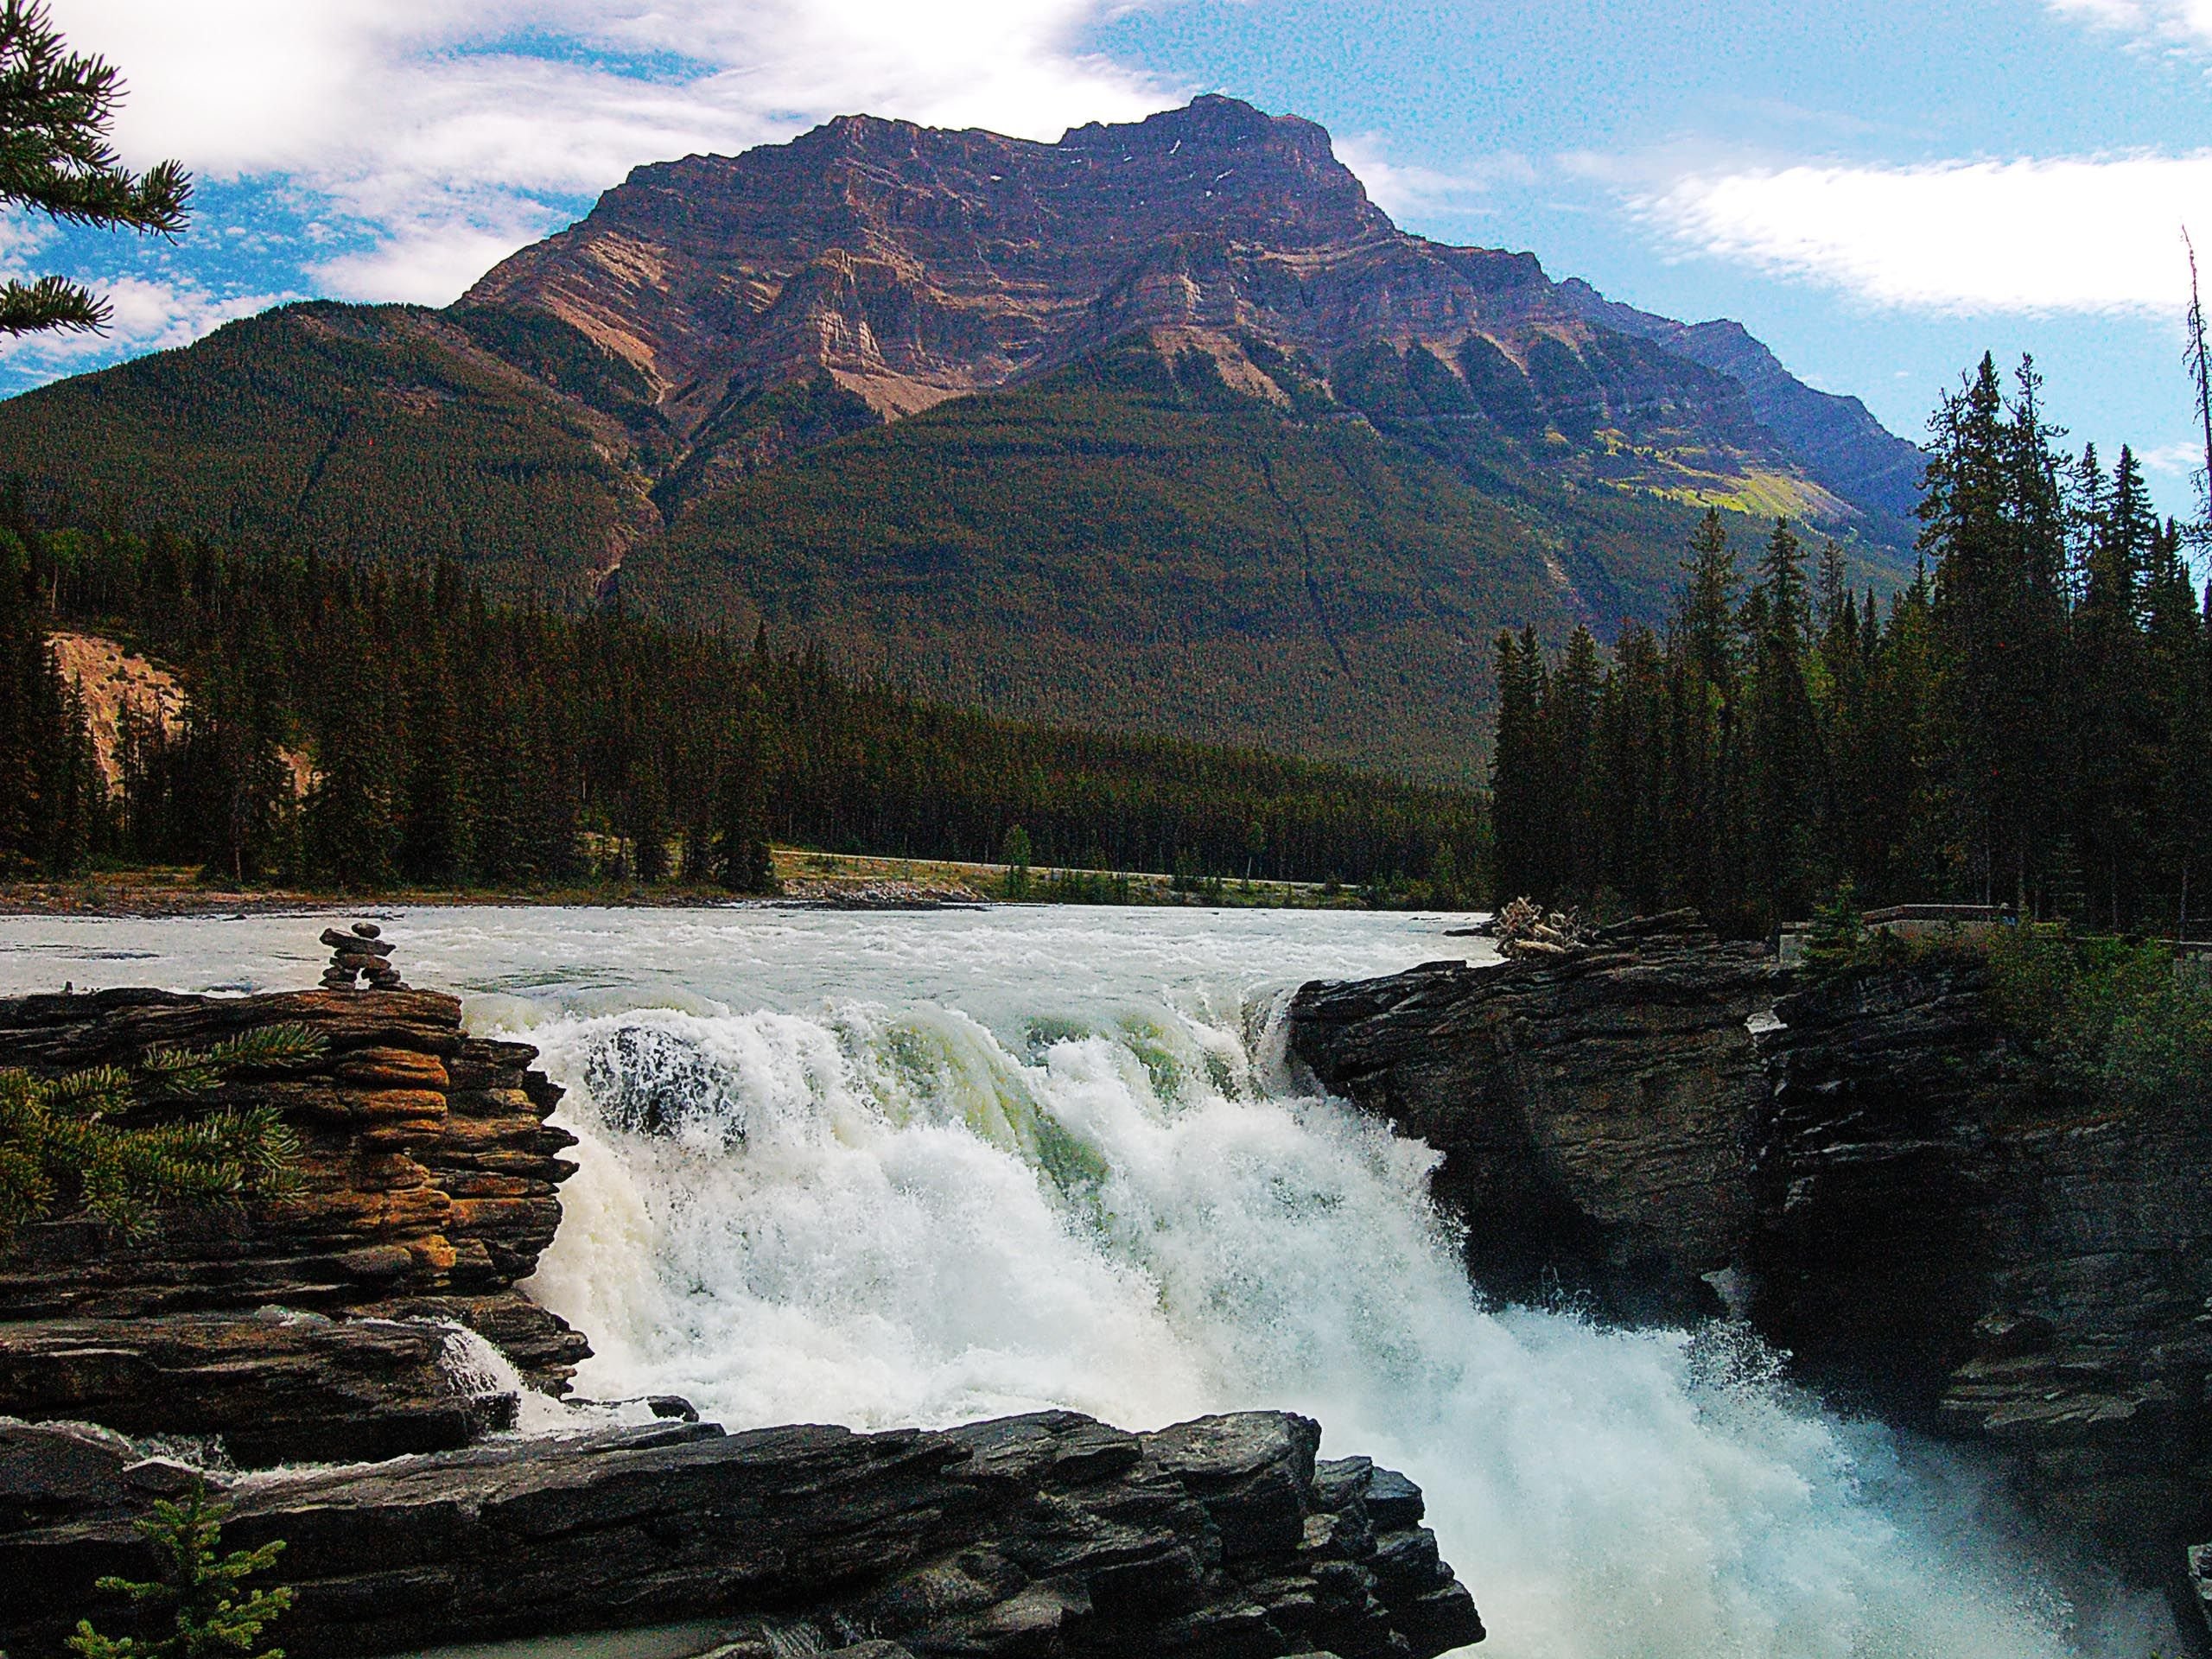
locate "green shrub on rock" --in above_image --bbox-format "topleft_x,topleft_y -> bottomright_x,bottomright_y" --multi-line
1986,925 -> 2212,1108
0,1024 -> 316,1242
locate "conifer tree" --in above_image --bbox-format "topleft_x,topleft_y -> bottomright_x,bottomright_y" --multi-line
2074,445 -> 2157,925
0,0 -> 191,336
1743,518 -> 1821,925
1489,627 -> 1545,899
0,528 -> 97,875
1000,823 -> 1033,899
69,1482 -> 290,1659
1671,510 -> 1745,925
306,652 -> 403,891
1548,625 -> 1602,897
714,745 -> 775,894
400,635 -> 472,887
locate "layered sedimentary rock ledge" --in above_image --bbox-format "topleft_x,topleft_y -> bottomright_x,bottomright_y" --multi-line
0,982 -> 588,1461
0,1408 -> 1483,1659
1290,918 -> 2212,1568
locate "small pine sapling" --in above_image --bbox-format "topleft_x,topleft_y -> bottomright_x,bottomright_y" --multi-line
68,1482 -> 291,1659
1000,823 -> 1033,900
1802,878 -> 1867,974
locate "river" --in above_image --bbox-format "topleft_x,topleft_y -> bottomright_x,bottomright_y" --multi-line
0,906 -> 2177,1657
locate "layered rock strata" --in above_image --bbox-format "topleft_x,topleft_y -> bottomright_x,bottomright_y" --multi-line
1291,919 -> 2212,1567
0,1408 -> 1484,1659
0,979 -> 588,1462
1287,912 -> 1775,1315
466,95 -> 1859,528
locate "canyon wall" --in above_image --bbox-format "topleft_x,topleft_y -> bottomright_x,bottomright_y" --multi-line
1290,918 -> 2212,1571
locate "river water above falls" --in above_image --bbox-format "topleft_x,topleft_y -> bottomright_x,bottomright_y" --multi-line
0,906 -> 2178,1657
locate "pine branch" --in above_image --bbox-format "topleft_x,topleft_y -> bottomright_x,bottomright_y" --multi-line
0,3 -> 190,219
0,1028 -> 312,1241
142,1026 -> 326,1094
44,1063 -> 136,1114
0,0 -> 190,339
0,273 -> 106,334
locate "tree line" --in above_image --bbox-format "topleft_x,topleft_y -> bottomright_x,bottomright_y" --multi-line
1493,355 -> 2212,938
0,517 -> 1487,895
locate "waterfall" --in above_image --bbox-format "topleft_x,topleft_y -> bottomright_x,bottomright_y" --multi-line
517,984 -> 2172,1659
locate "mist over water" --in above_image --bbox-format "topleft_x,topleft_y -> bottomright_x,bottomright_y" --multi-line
0,907 -> 2179,1656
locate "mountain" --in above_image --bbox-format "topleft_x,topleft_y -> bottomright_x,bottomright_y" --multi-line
1558,277 -> 1928,532
0,96 -> 1923,782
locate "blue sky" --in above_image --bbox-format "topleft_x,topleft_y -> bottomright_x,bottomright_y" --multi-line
20,0 -> 2212,516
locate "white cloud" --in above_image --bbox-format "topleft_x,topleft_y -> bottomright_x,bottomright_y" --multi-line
2138,437 -> 2208,474
48,1 -> 1189,307
2046,0 -> 2212,49
312,222 -> 560,308
1336,138 -> 1535,225
1637,151 -> 2212,314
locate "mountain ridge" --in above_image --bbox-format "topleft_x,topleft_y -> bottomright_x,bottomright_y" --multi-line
0,95 -> 1924,780
1557,276 -> 1927,532
459,93 -> 1906,543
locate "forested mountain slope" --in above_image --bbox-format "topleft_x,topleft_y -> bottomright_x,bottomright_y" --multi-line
0,96 -> 1923,779
636,337 -> 1743,781
0,303 -> 657,600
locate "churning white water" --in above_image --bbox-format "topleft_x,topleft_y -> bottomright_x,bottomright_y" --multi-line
0,906 -> 2177,1657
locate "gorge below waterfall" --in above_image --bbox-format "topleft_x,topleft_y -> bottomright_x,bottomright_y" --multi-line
0,907 -> 2183,1658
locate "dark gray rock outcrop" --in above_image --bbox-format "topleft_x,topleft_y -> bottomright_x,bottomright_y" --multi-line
0,1409 -> 1484,1659
0,1313 -> 517,1467
1288,912 -> 1776,1315
1292,918 -> 2212,1573
1750,959 -> 2212,1565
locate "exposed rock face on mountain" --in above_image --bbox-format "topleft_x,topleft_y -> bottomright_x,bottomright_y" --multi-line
468,94 -> 1874,530
0,1408 -> 1484,1659
0,982 -> 589,1463
1290,922 -> 2212,1569
469,97 -> 1406,423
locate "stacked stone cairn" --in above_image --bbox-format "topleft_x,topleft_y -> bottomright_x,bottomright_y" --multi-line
319,921 -> 407,991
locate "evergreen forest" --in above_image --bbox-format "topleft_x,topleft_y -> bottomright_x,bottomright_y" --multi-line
1491,356 -> 2212,938
0,509 -> 1485,896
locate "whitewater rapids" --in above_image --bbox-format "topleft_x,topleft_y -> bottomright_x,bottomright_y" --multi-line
0,906 -> 2178,1656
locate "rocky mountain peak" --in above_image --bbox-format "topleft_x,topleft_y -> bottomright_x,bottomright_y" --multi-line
461,96 -> 1428,435
445,96 -> 1917,541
